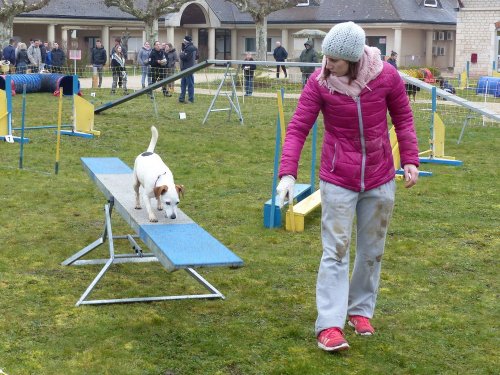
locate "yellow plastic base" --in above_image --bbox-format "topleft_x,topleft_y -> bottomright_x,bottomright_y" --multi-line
285,190 -> 321,232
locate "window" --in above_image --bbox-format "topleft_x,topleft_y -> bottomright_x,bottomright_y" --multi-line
424,0 -> 438,7
438,32 -> 445,41
296,0 -> 309,6
445,31 -> 453,41
244,38 -> 273,53
245,38 -> 256,52
433,46 -> 445,56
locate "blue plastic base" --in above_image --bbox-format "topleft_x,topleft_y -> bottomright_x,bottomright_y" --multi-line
396,169 -> 433,177
59,130 -> 94,139
419,157 -> 463,166
0,135 -> 30,143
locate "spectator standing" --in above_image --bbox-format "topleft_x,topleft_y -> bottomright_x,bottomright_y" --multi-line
137,41 -> 151,89
387,51 -> 398,69
40,41 -> 47,70
164,42 -> 179,96
27,39 -> 42,73
111,37 -> 127,59
178,35 -> 198,104
15,43 -> 30,73
91,40 -> 107,88
299,40 -> 318,87
110,45 -> 128,95
44,42 -> 52,70
273,41 -> 288,78
276,22 -> 419,352
148,40 -> 168,97
3,39 -> 17,73
241,52 -> 256,96
111,37 -> 127,88
51,42 -> 65,73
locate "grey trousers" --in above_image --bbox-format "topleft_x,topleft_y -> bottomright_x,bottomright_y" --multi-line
315,179 -> 396,335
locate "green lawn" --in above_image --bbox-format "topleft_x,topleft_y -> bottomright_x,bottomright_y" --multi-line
0,88 -> 498,375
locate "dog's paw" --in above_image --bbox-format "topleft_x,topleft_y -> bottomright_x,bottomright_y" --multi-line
149,216 -> 158,222
135,205 -> 142,210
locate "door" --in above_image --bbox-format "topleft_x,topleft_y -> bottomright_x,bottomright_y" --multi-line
366,36 -> 387,59
215,29 -> 231,61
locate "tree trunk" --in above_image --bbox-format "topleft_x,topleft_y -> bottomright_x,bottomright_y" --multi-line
0,15 -> 14,49
255,15 -> 267,61
145,18 -> 159,45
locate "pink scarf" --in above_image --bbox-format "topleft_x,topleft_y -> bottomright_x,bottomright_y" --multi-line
317,46 -> 384,97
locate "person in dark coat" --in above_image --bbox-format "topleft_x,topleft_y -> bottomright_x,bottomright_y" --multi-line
2,39 -> 17,73
179,35 -> 198,103
39,41 -> 47,69
50,42 -> 65,73
15,42 -> 31,73
299,40 -> 318,87
241,52 -> 256,96
110,37 -> 127,88
165,42 -> 179,96
387,51 -> 398,69
148,40 -> 168,97
273,41 -> 288,78
91,40 -> 107,88
110,45 -> 128,95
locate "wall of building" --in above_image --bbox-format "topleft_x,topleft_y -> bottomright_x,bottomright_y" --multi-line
455,0 -> 500,76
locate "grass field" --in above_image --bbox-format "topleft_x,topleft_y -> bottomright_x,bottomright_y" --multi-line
0,87 -> 498,375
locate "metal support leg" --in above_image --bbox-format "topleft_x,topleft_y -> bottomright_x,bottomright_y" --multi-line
63,199 -> 226,306
457,110 -> 474,144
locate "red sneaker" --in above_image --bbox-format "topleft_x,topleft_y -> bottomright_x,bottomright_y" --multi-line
317,327 -> 350,352
348,315 -> 375,336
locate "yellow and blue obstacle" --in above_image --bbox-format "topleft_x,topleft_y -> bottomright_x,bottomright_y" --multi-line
0,76 -> 27,143
264,89 -> 317,228
8,75 -> 100,138
418,87 -> 462,166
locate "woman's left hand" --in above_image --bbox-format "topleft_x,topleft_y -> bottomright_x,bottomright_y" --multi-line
403,164 -> 419,188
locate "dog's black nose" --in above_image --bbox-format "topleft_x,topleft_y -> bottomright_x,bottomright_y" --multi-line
170,213 -> 176,219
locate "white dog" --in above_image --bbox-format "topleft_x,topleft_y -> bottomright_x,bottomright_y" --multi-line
133,126 -> 184,222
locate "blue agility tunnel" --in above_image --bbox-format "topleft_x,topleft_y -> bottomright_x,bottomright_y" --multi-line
476,76 -> 500,97
0,74 -> 79,96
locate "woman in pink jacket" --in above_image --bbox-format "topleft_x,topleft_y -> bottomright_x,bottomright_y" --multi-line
277,22 -> 419,352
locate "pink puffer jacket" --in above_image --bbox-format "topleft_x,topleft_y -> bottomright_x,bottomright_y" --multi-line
279,62 -> 419,192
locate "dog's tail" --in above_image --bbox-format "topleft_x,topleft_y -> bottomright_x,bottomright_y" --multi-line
147,126 -> 159,153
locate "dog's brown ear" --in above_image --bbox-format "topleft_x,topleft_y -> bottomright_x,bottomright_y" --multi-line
176,184 -> 185,198
154,185 -> 168,199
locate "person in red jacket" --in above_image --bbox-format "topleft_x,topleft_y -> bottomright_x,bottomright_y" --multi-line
276,22 -> 419,352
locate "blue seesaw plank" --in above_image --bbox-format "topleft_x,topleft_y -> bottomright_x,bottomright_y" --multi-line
81,157 -> 244,272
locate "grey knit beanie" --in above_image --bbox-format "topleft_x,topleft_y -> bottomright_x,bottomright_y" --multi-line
322,22 -> 366,62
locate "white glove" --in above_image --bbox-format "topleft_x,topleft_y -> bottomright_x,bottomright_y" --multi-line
276,175 -> 295,208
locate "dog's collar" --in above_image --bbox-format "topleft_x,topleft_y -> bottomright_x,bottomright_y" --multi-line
154,172 -> 167,188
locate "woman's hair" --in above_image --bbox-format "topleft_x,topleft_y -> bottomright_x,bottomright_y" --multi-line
166,43 -> 173,49
346,61 -> 359,84
18,42 -> 27,49
324,59 -> 359,84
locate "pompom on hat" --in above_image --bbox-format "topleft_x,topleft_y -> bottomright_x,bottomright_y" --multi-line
322,22 -> 366,62
184,35 -> 192,43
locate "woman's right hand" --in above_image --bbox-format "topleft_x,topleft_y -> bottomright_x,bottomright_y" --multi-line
276,175 -> 295,207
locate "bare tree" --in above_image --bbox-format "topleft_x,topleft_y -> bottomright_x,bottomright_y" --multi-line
104,0 -> 190,45
0,0 -> 51,47
225,0 -> 302,60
